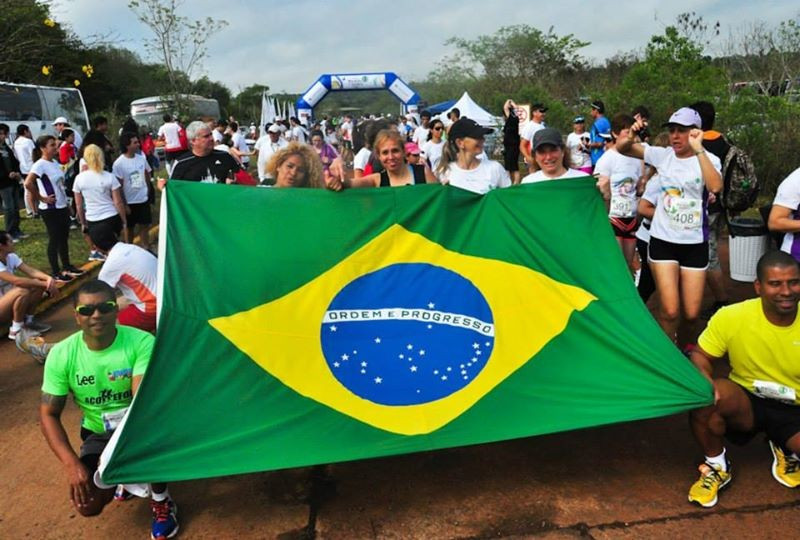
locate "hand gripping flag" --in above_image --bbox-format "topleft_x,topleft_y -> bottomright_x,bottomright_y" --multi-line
100,179 -> 711,484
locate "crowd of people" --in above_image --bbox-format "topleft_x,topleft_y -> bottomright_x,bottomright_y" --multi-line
1,93 -> 800,539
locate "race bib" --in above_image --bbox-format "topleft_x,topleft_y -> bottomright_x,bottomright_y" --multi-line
129,171 -> 145,189
753,380 -> 796,403
610,195 -> 634,218
101,407 -> 128,431
667,197 -> 702,231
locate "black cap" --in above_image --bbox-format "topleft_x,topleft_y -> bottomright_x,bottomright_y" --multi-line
591,100 -> 605,113
531,128 -> 564,151
531,103 -> 548,112
449,118 -> 493,140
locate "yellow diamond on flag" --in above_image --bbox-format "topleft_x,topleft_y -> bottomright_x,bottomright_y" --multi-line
210,225 -> 595,435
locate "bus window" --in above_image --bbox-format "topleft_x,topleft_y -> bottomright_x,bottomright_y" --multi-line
0,85 -> 42,122
40,87 -> 88,134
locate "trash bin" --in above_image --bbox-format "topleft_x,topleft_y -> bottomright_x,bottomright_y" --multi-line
728,218 -> 769,282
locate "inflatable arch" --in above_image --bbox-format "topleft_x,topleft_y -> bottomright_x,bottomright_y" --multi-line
295,72 -> 420,124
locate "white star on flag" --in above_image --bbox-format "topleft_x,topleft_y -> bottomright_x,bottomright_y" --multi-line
472,343 -> 480,349
374,377 -> 382,384
333,362 -> 340,368
419,350 -> 426,356
441,375 -> 448,381
341,354 -> 349,361
407,344 -> 413,350
410,366 -> 417,372
428,302 -> 435,309
374,337 -> 381,344
361,361 -> 367,367
330,325 -> 337,332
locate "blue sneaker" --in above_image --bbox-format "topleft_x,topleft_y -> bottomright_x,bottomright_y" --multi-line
150,498 -> 179,539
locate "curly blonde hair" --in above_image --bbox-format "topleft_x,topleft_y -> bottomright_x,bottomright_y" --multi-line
265,141 -> 323,188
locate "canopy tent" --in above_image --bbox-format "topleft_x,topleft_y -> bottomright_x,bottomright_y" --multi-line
440,92 -> 500,127
424,99 -> 457,115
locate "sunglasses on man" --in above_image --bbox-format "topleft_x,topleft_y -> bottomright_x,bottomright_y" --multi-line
75,300 -> 117,316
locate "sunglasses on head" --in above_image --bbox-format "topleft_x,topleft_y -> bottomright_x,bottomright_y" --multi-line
432,126 -> 443,131
75,300 -> 117,316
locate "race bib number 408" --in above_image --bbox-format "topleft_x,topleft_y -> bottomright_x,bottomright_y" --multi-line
667,197 -> 702,231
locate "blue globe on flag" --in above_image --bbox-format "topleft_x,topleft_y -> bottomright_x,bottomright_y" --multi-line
320,263 -> 495,406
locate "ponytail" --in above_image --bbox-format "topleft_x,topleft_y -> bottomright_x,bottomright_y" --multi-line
436,137 -> 458,178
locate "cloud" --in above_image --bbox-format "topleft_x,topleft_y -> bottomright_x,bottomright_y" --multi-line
53,0 -> 797,94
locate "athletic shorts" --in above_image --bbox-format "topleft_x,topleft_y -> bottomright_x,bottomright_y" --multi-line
118,304 -> 156,333
87,214 -> 123,237
127,202 -> 152,228
503,147 -> 520,172
610,216 -> 638,239
726,386 -> 800,450
79,427 -> 112,473
648,237 -> 709,270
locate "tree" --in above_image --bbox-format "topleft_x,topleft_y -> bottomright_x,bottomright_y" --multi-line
608,20 -> 727,124
193,76 -> 232,114
128,0 -> 228,111
441,25 -> 590,97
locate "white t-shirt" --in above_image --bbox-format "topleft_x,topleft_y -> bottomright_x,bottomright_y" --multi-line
643,146 -> 722,245
254,137 -> 288,181
13,136 -> 35,174
158,122 -> 182,150
0,252 -> 23,294
212,129 -> 224,143
440,160 -> 511,194
520,168 -> 586,183
521,121 -> 545,143
566,132 -> 590,169
290,126 -> 307,143
112,154 -> 152,205
73,170 -> 121,222
594,149 -> 643,219
29,159 -> 68,210
340,121 -> 353,142
231,132 -> 250,165
413,126 -> 430,146
422,140 -> 445,173
773,167 -> 800,260
353,147 -> 372,171
98,242 -> 158,314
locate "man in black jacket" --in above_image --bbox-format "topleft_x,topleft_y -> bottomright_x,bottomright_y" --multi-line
0,124 -> 24,241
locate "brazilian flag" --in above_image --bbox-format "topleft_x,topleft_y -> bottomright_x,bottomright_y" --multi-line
100,179 -> 711,484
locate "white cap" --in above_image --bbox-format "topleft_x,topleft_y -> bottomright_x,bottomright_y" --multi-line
267,124 -> 281,133
52,116 -> 69,125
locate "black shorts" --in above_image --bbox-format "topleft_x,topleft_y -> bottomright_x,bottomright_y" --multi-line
127,202 -> 152,228
610,216 -> 638,239
87,214 -> 123,237
648,237 -> 709,270
165,149 -> 183,163
503,147 -> 520,172
79,427 -> 112,473
726,387 -> 800,450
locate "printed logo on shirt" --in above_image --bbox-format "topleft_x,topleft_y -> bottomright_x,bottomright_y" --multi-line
108,368 -> 133,382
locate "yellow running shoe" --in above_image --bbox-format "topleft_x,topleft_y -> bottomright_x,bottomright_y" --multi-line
688,462 -> 731,508
769,441 -> 800,488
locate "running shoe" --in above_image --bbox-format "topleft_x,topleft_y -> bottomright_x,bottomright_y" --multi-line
88,250 -> 106,262
114,485 -> 134,501
14,329 -> 52,364
63,265 -> 86,277
688,462 -> 731,508
25,320 -> 52,334
769,440 -> 800,488
150,498 -> 179,539
8,326 -> 39,341
52,272 -> 73,283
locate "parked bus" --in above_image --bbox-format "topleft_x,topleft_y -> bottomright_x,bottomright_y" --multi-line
130,95 -> 221,131
0,82 -> 90,140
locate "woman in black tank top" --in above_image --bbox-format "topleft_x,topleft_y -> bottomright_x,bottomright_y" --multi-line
345,129 -> 436,188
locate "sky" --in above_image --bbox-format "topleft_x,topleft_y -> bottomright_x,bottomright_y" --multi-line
53,0 -> 797,95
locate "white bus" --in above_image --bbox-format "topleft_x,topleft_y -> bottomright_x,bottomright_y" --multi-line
131,94 -> 221,131
0,82 -> 90,140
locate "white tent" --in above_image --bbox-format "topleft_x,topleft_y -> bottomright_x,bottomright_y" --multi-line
440,92 -> 500,127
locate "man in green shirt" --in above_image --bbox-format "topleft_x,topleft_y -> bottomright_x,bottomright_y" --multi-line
40,280 -> 179,539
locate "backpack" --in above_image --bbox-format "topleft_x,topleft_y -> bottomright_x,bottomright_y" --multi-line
63,159 -> 80,195
721,145 -> 758,213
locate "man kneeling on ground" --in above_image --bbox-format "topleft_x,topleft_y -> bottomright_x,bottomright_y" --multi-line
40,280 -> 178,538
688,251 -> 800,507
